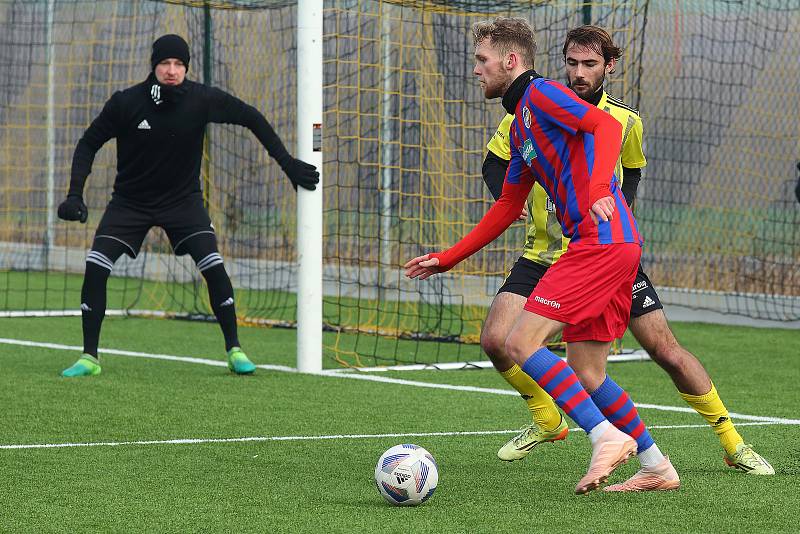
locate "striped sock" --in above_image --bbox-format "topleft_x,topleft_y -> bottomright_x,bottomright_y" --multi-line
520,348 -> 605,433
590,375 -> 656,455
81,261 -> 111,357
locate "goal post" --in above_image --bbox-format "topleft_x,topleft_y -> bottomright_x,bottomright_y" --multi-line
296,0 -> 323,373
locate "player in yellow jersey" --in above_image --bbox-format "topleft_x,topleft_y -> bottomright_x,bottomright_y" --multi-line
480,26 -> 773,483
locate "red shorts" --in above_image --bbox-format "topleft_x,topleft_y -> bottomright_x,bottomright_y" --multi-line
523,241 -> 641,342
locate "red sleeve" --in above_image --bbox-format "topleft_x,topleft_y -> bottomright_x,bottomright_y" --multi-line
578,106 -> 623,205
431,180 -> 532,272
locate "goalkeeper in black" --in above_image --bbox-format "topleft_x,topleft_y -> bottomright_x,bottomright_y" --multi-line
57,34 -> 319,377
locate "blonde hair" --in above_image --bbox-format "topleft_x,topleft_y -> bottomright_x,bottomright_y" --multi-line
472,17 -> 537,69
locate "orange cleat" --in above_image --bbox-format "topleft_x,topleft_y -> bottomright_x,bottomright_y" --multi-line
604,456 -> 680,492
575,426 -> 637,495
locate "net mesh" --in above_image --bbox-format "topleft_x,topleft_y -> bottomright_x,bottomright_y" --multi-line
1,0 -> 797,368
638,1 -> 800,320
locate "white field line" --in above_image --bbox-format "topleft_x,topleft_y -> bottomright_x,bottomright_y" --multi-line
335,350 -> 652,372
0,421 -> 792,451
316,370 -> 800,425
2,337 -> 798,427
0,337 -> 296,373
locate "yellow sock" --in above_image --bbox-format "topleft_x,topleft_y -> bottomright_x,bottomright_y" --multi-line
500,364 -> 561,431
680,383 -> 743,456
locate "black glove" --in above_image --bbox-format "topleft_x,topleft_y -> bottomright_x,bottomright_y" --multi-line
57,194 -> 88,223
795,162 -> 800,205
280,156 -> 319,191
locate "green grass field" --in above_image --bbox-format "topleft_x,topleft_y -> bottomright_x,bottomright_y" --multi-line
1,316 -> 798,532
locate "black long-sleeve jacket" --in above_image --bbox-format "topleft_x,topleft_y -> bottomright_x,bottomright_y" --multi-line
69,74 -> 291,207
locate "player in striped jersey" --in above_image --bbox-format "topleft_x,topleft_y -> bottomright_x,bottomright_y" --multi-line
481,26 -> 773,484
405,18 -> 674,494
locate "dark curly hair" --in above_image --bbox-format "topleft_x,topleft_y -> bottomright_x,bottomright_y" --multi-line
562,25 -> 622,67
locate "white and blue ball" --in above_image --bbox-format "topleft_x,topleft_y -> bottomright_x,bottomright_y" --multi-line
374,444 -> 438,506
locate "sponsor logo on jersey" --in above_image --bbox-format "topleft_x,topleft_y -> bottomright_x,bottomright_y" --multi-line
534,295 -> 561,309
521,139 -> 537,165
522,106 -> 531,128
632,279 -> 648,292
137,119 -> 151,130
642,295 -> 655,308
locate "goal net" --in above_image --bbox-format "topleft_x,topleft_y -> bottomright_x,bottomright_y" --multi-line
1,0 -> 797,369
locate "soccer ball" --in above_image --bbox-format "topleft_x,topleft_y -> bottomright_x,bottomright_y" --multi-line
374,444 -> 439,506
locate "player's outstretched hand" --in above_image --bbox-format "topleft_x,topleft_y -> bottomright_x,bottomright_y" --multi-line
57,194 -> 88,223
281,156 -> 320,191
589,196 -> 614,225
404,254 -> 441,280
518,207 -> 529,221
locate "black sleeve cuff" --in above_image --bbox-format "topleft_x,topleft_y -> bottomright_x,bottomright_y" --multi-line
621,166 -> 642,207
482,151 -> 510,201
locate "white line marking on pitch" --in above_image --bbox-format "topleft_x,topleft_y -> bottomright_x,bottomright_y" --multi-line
0,421 -> 793,450
318,370 -> 800,424
0,338 -> 295,372
2,337 -> 798,426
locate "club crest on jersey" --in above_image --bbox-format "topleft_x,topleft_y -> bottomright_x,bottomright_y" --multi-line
521,139 -> 537,165
522,106 -> 531,128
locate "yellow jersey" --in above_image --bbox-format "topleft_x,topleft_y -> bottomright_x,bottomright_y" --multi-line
486,90 -> 646,266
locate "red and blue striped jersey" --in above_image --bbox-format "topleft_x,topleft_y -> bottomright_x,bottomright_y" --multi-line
507,78 -> 642,246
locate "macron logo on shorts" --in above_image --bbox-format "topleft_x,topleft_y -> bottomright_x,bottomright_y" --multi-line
534,295 -> 561,309
137,119 -> 151,130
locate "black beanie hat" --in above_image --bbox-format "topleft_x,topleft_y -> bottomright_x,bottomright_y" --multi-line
151,34 -> 190,71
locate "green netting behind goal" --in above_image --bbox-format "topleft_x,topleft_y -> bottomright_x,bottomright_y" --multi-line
1,0 -> 797,369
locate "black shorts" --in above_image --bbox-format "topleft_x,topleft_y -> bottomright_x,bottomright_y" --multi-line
498,256 -> 664,318
93,193 -> 214,258
630,265 -> 664,317
497,256 -> 548,298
